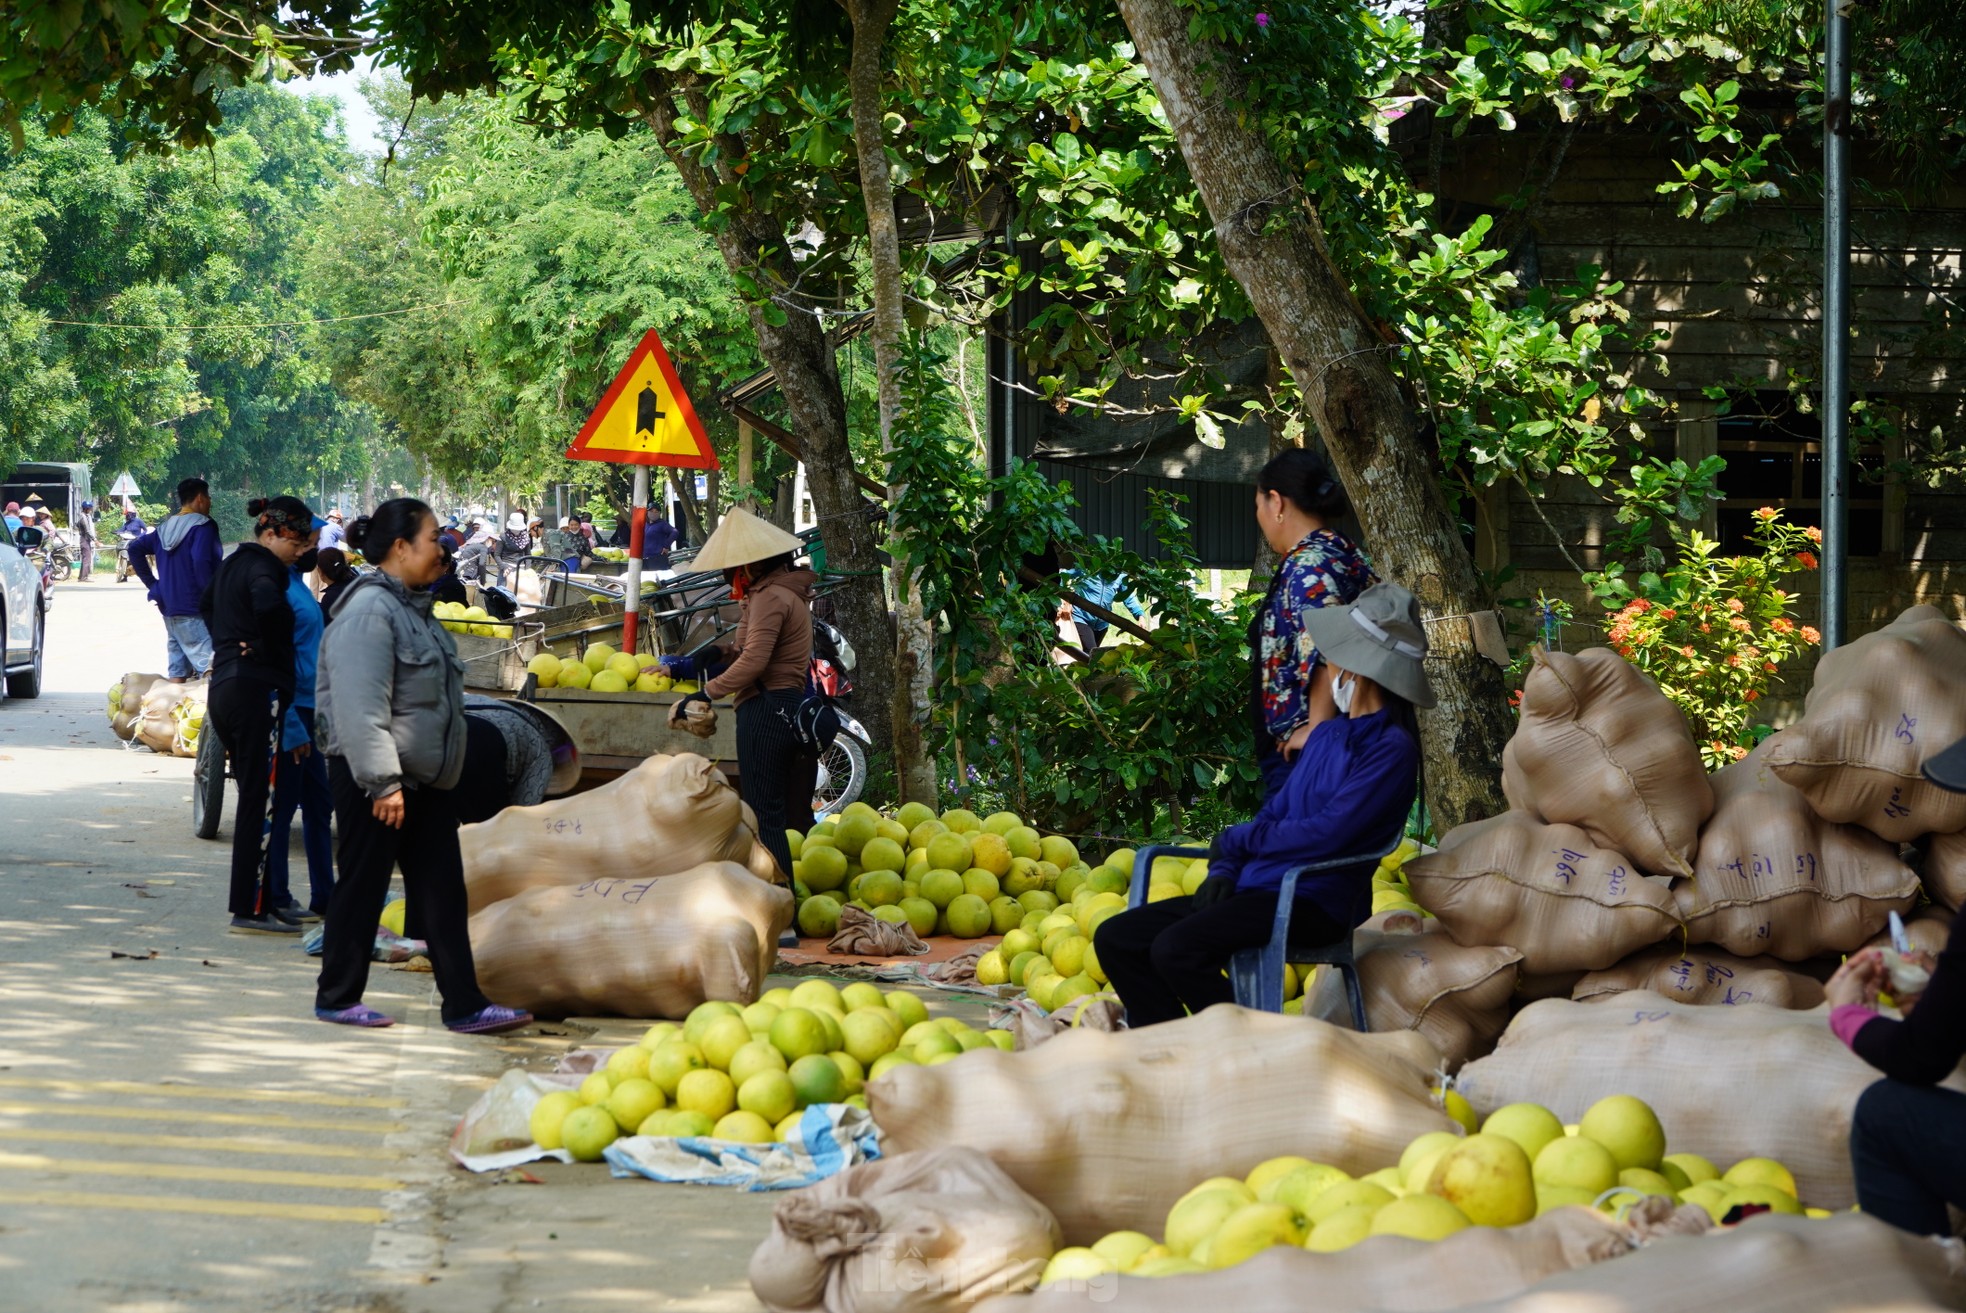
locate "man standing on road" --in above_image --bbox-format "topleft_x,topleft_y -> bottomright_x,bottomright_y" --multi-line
74,498 -> 97,581
129,477 -> 224,682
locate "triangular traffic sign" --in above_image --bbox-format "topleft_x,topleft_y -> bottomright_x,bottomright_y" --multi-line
567,329 -> 719,469
107,470 -> 142,498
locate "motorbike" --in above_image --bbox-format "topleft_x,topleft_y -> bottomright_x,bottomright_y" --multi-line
115,530 -> 141,582
809,619 -> 868,818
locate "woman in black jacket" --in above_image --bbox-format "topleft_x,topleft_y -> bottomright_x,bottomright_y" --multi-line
201,496 -> 317,935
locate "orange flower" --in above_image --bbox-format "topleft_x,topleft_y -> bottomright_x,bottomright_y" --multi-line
1730,617 -> 1753,633
1682,645 -> 1698,658
1805,525 -> 1822,543
1726,653 -> 1743,667
1699,623 -> 1712,634
1509,689 -> 1523,709
1797,551 -> 1819,570
1770,617 -> 1794,634
1800,625 -> 1821,644
1754,506 -> 1779,521
1744,690 -> 1760,702
1659,607 -> 1678,619
1727,598 -> 1746,613
1764,661 -> 1778,673
1729,744 -> 1749,761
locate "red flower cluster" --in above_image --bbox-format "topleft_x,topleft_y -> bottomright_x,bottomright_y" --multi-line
1797,551 -> 1819,570
1800,625 -> 1822,644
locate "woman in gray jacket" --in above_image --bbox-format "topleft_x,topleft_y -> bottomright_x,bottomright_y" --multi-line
312,497 -> 532,1034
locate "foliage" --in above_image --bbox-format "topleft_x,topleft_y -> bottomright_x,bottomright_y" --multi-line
1581,508 -> 1823,768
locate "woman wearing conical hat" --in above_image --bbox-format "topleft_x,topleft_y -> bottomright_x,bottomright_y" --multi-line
660,507 -> 819,881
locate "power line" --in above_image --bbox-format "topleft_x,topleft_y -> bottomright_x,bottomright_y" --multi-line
42,300 -> 462,332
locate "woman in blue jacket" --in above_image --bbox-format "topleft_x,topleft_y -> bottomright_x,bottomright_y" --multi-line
1095,583 -> 1431,1027
266,519 -> 334,921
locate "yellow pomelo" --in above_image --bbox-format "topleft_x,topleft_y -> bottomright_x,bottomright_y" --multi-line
1089,1231 -> 1157,1271
1269,1162 -> 1351,1213
674,1068 -> 737,1121
1303,1205 -> 1377,1252
768,1008 -> 832,1061
605,651 -> 642,681
1039,1248 -> 1117,1287
788,1054 -> 847,1107
683,1000 -> 743,1045
1658,1160 -> 1693,1192
582,642 -> 616,672
588,670 -> 630,693
866,1050 -> 918,1081
727,1040 -> 788,1088
969,833 -> 1013,876
1535,1185 -> 1601,1215
774,1111 -> 806,1143
737,1070 -> 798,1125
860,837 -> 907,874
526,653 -> 561,682
831,815 -> 878,859
1678,1181 -> 1734,1222
560,1105 -> 619,1161
838,982 -> 886,1012
828,1051 -> 866,1094
1578,1095 -> 1666,1173
1245,1155 -> 1317,1200
801,845 -> 849,892
946,893 -> 993,938
1361,1166 -> 1406,1195
529,1091 -> 583,1149
577,1072 -> 613,1106
1369,1194 -> 1472,1241
1481,1102 -> 1566,1162
380,898 -> 407,936
981,811 -> 1023,835
1663,1152 -> 1720,1186
1039,835 -> 1079,868
1533,1135 -> 1618,1194
975,949 -> 1009,986
1618,1168 -> 1679,1198
1720,1182 -> 1804,1215
556,660 -> 592,689
1722,1157 -> 1798,1197
1424,1133 -> 1536,1227
960,868 -> 1001,901
884,991 -> 929,1028
910,1029 -> 961,1061
924,832 -> 973,872
605,1046 -> 651,1083
605,1078 -> 665,1134
711,1110 -> 776,1143
633,670 -> 668,692
1209,1202 -> 1307,1268
918,868 -> 965,909
1163,1188 -> 1248,1258
840,1009 -> 903,1066
1048,935 -> 1088,979
741,1000 -> 782,1035
1304,1179 -> 1391,1226
941,808 -> 983,833
699,1014 -> 754,1072
985,1031 -> 1015,1051
1005,826 -> 1043,861
893,801 -> 938,831
639,1021 -> 680,1050
1398,1131 -> 1464,1187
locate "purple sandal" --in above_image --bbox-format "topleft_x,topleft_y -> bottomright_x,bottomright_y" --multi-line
446,1005 -> 534,1035
315,1004 -> 396,1028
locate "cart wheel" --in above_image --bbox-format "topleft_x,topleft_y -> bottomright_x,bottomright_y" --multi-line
193,726 -> 226,839
115,553 -> 130,583
812,734 -> 866,818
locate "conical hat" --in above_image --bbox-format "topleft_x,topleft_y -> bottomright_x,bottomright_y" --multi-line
690,505 -> 805,572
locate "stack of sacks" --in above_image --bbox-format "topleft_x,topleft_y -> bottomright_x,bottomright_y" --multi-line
1300,915 -> 1521,1070
106,672 -> 164,742
462,753 -> 791,1017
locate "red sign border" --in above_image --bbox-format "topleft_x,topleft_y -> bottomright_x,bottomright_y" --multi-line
566,328 -> 720,469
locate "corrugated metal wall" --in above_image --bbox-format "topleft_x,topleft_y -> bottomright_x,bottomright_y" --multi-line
1032,459 -> 1258,567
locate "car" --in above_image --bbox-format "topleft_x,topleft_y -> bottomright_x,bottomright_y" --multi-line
0,514 -> 46,697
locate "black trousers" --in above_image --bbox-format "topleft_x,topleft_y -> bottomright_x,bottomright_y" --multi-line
209,677 -> 290,919
1093,890 -> 1348,1027
1850,1078 -> 1966,1234
315,757 -> 490,1024
737,690 -> 818,879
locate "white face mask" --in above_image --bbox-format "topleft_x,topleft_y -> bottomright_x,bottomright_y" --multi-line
1331,670 -> 1357,715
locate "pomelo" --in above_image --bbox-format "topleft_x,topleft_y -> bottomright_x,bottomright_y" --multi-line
674,1068 -> 737,1121
683,1000 -> 742,1046
737,1070 -> 798,1125
646,1042 -> 707,1096
1039,835 -> 1079,868
561,1106 -> 619,1161
769,1008 -> 832,1062
885,991 -> 929,1028
1163,1188 -> 1247,1257
604,1046 -> 651,1083
1481,1102 -> 1565,1162
839,982 -> 886,1012
1303,1204 -> 1378,1252
1244,1154 -> 1316,1200
711,1110 -> 775,1144
981,811 -> 1022,835
529,1090 -> 582,1149
787,1054 -> 847,1106
898,896 -> 938,938
893,801 -> 937,832
941,808 -> 982,833
1369,1194 -> 1471,1241
1039,1248 -> 1116,1287
969,833 -> 1012,877
589,670 -> 630,693
918,868 -> 965,908
1533,1134 -> 1619,1194
1424,1133 -> 1535,1227
1005,826 -> 1043,861
699,1015 -> 753,1072
796,897 -> 841,938
605,1078 -> 665,1134
1722,1157 -> 1798,1197
858,871 -> 905,907
605,651 -> 642,681
860,838 -> 907,874
945,893 -> 993,938
727,1040 -> 788,1088
577,1072 -> 613,1105
988,895 -> 1024,935
1269,1163 -> 1351,1214
1663,1152 -> 1720,1186
1089,1230 -> 1156,1271
908,819 -> 949,851
1578,1095 -> 1666,1173
840,1010 -> 902,1066
1209,1202 -> 1306,1267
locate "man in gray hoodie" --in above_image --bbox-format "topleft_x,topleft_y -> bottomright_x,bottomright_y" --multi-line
128,477 -> 224,680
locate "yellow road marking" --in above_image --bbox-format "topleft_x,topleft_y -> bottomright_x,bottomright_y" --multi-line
0,1127 -> 404,1161
0,1076 -> 405,1111
0,1150 -> 405,1192
4,1187 -> 385,1225
0,1101 -> 402,1135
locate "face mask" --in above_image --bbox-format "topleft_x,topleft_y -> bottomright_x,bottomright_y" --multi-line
1331,671 -> 1358,715
294,548 -> 320,574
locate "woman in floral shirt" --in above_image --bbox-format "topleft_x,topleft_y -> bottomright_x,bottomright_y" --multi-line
1249,449 -> 1374,797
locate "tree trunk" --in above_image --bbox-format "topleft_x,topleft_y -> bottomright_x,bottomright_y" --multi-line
1117,0 -> 1511,832
637,76 -> 898,767
846,0 -> 938,805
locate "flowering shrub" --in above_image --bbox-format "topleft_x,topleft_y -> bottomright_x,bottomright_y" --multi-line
1582,509 -> 1822,768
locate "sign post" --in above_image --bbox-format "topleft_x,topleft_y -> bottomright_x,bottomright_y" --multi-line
566,329 -> 718,653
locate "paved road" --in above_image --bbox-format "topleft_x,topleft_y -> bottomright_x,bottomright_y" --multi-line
0,577 -> 886,1312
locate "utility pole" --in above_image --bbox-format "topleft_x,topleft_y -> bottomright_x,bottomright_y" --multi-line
1820,0 -> 1852,649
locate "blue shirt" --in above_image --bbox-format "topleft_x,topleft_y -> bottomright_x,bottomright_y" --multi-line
281,567 -> 325,750
1069,573 -> 1144,629
1211,706 -> 1419,925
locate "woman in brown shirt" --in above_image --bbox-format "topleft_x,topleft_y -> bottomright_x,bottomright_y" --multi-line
660,507 -> 818,880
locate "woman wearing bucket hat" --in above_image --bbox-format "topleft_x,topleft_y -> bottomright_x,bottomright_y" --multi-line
659,506 -> 819,881
1095,582 -> 1431,1027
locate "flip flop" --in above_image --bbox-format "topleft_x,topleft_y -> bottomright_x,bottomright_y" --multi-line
446,1005 -> 534,1035
315,1004 -> 395,1028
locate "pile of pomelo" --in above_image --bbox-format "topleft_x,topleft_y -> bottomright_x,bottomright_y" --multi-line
527,980 -> 1011,1162
1041,1092 -> 1822,1283
524,642 -> 700,696
434,601 -> 513,638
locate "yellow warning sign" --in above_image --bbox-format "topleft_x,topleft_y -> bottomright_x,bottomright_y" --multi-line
566,329 -> 719,469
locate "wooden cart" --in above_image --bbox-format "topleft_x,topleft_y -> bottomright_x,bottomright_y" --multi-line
512,677 -> 739,780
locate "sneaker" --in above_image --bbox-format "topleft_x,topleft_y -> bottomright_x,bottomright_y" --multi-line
446,1005 -> 534,1035
230,914 -> 301,935
273,899 -> 322,923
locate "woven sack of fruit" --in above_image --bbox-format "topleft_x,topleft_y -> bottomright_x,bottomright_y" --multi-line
1303,922 -> 1522,1070
870,1005 -> 1457,1245
468,861 -> 792,1017
1572,944 -> 1826,1010
1921,830 -> 1966,911
134,678 -> 203,755
1763,604 -> 1966,843
108,672 -> 163,741
1455,992 -> 1882,1208
1677,742 -> 1917,961
170,687 -> 207,757
1444,1212 -> 1965,1313
750,1147 -> 1060,1313
1404,813 -> 1680,974
1502,647 -> 1714,877
973,1205 -> 1642,1313
461,752 -> 758,913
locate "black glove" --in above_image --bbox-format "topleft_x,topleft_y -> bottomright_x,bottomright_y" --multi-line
1190,875 -> 1238,908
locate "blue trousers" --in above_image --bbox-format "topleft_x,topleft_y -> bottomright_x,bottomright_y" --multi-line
268,706 -> 334,913
1850,1078 -> 1966,1235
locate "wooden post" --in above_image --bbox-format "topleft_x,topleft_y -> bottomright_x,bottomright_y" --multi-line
737,419 -> 755,507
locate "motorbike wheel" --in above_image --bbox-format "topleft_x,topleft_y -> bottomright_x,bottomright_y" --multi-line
50,557 -> 72,584
192,724 -> 226,840
812,733 -> 867,818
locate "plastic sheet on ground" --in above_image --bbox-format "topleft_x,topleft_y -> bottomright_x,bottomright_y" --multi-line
300,922 -> 426,961
449,1068 -> 583,1172
604,1103 -> 881,1191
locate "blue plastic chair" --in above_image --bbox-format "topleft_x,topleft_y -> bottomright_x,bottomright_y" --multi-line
1127,838 -> 1402,1029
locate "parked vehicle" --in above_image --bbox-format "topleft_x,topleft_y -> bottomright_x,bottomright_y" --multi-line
0,516 -> 46,698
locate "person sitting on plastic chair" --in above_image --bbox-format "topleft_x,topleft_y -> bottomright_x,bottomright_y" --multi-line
1095,583 -> 1432,1027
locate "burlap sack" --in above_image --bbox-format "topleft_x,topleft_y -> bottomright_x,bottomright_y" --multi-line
1764,605 -> 1966,843
462,753 -> 761,913
1502,647 -> 1715,877
1572,944 -> 1827,1010
134,678 -> 205,756
1446,1213 -> 1966,1313
108,671 -> 163,741
1304,921 -> 1522,1070
869,1005 -> 1456,1244
1456,992 -> 1882,1208
1925,830 -> 1966,911
750,1147 -> 1059,1313
972,1206 -> 1640,1313
1677,742 -> 1918,961
1404,813 -> 1680,973
467,861 -> 793,1018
